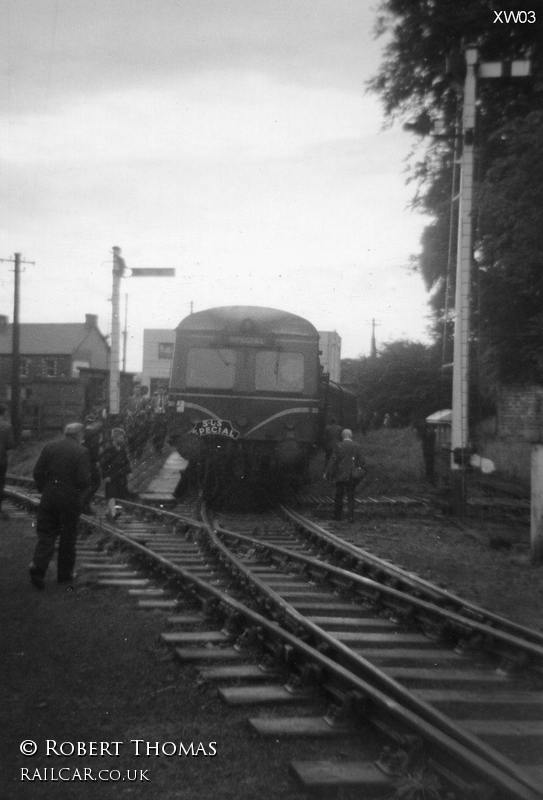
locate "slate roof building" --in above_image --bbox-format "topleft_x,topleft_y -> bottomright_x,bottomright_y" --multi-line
0,313 -> 115,434
0,313 -> 109,384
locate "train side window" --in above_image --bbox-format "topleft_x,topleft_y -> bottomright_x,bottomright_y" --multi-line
186,348 -> 236,388
255,351 -> 304,392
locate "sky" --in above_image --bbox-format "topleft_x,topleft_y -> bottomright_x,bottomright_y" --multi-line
0,0 -> 432,372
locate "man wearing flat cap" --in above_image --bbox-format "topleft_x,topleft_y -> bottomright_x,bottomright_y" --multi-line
29,422 -> 91,589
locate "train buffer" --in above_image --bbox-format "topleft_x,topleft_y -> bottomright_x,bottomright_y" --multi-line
138,451 -> 188,506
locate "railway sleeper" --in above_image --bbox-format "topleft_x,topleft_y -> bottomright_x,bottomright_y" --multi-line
234,625 -> 264,650
496,652 -> 529,676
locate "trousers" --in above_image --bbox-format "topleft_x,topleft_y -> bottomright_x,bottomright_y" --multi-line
0,462 -> 6,510
33,487 -> 81,581
334,479 -> 357,521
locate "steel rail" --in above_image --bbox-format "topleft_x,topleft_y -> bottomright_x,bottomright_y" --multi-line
283,505 -> 543,648
207,515 -> 543,795
91,511 -> 543,800
212,515 -> 543,668
5,487 -> 542,799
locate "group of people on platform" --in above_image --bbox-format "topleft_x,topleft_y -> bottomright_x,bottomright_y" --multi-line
18,392 -> 372,590
26,385 -> 166,590
0,381 -> 166,590
24,415 -> 367,590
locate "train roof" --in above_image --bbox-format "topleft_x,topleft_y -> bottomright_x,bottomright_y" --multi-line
176,306 -> 319,338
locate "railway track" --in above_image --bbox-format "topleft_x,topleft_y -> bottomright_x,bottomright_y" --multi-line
5,485 -> 542,799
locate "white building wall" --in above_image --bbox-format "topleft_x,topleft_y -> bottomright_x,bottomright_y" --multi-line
141,329 -> 175,390
318,331 -> 341,382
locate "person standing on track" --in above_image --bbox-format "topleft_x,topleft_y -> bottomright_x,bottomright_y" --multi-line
102,427 -> 132,520
29,422 -> 91,589
322,417 -> 342,470
324,428 -> 365,523
0,404 -> 15,520
82,415 -> 103,514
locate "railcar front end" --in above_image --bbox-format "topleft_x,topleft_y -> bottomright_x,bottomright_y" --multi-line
166,306 -> 322,500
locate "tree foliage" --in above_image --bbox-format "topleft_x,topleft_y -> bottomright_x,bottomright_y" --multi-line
369,0 -> 543,385
342,340 -> 449,428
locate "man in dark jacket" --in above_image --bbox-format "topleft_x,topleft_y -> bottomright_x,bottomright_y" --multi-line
0,404 -> 15,519
29,423 -> 91,589
325,428 -> 365,523
82,417 -> 103,514
101,427 -> 131,520
322,417 -> 342,469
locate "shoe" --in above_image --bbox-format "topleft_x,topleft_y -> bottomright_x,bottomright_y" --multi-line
29,565 -> 45,590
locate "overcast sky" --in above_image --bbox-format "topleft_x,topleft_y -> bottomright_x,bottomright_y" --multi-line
1,0 -> 431,372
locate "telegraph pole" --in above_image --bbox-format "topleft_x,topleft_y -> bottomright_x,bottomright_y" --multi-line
11,253 -> 22,442
12,253 -> 21,442
370,318 -> 378,359
0,252 -> 34,443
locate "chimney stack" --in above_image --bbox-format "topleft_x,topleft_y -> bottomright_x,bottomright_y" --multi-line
85,313 -> 98,329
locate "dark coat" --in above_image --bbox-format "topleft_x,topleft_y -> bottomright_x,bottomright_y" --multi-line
101,443 -> 131,499
325,439 -> 364,483
0,419 -> 15,466
323,423 -> 342,452
33,437 -> 91,506
84,423 -> 103,491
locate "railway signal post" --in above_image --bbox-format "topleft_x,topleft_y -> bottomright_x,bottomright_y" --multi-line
450,45 -> 477,516
108,247 -> 175,418
450,46 -> 530,516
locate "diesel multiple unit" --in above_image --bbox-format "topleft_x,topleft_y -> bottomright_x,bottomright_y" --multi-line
166,306 -> 356,497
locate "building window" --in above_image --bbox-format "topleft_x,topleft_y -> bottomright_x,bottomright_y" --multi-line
158,342 -> 174,359
72,359 -> 90,377
42,358 -> 58,377
19,357 -> 30,377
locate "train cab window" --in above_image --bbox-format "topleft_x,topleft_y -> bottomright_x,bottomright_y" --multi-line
255,351 -> 304,393
186,348 -> 236,388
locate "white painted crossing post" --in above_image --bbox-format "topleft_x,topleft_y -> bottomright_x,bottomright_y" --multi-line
450,47 -> 531,516
451,46 -> 477,515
